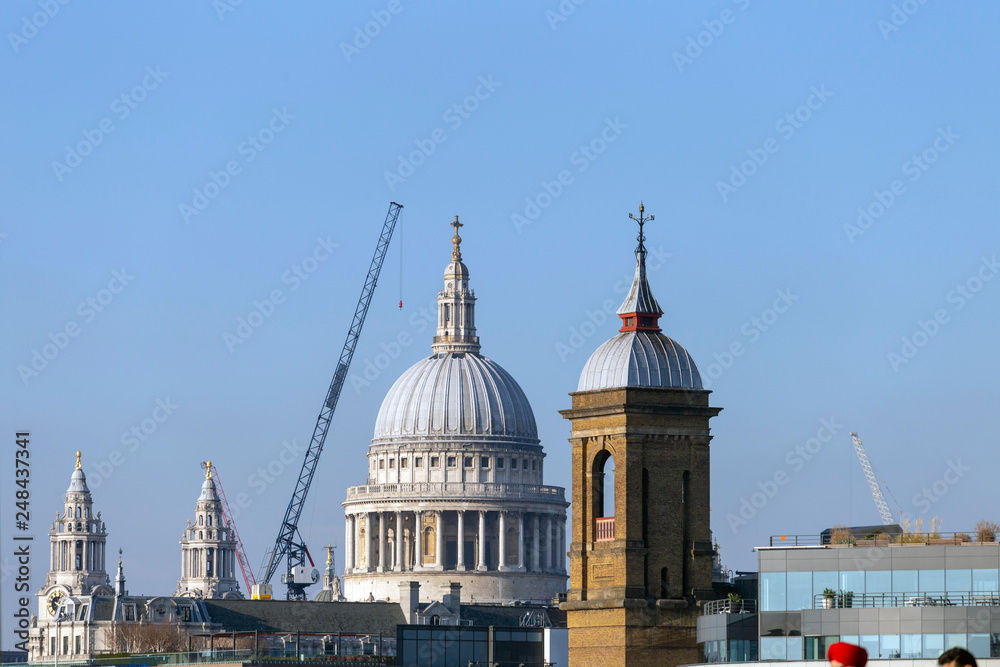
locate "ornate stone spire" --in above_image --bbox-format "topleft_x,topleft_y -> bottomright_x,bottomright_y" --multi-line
115,549 -> 126,596
49,452 -> 108,595
432,216 -> 481,354
617,202 -> 663,332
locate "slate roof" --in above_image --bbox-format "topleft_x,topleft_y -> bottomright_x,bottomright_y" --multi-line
202,600 -> 406,636
459,604 -> 566,628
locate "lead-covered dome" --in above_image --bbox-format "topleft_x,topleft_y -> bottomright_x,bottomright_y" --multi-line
577,203 -> 703,393
373,351 -> 538,442
578,331 -> 702,391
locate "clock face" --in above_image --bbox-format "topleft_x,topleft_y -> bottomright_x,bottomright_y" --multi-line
46,590 -> 66,616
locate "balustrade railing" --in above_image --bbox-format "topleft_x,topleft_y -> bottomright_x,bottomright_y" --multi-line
595,517 -> 615,542
345,481 -> 565,501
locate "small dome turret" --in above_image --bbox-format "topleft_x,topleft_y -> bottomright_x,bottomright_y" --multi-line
578,203 -> 703,392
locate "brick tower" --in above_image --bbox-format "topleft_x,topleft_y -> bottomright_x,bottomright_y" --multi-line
560,204 -> 721,666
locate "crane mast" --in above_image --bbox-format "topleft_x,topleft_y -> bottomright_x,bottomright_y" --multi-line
850,432 -> 895,526
261,202 -> 403,599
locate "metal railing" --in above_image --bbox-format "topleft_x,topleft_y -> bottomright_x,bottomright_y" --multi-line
703,598 -> 758,615
345,481 -> 566,502
21,648 -> 393,666
769,531 -> 999,547
811,590 -> 1000,609
595,517 -> 615,542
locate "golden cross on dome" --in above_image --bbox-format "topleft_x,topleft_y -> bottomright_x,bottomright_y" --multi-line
451,216 -> 463,261
205,460 -> 213,480
628,201 -> 654,253
75,451 -> 82,470
326,544 -> 334,565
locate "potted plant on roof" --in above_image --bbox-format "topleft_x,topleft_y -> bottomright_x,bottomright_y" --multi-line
838,590 -> 854,608
822,588 -> 837,609
727,592 -> 742,613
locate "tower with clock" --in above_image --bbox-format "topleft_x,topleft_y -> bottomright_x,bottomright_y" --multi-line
39,452 -> 114,619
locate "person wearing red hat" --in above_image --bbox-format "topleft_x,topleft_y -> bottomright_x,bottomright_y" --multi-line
827,641 -> 868,667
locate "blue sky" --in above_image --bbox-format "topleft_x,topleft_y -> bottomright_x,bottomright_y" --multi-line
3,1 -> 1000,647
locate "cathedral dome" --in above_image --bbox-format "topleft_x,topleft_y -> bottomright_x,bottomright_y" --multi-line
578,330 -> 702,391
373,351 -> 538,442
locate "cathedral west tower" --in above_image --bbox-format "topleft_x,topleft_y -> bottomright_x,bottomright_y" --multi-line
560,205 -> 721,666
175,462 -> 242,599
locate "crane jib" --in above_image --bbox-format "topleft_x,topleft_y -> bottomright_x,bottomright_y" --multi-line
261,202 -> 403,598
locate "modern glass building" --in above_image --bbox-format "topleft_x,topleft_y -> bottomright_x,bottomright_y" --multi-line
698,529 -> 1000,662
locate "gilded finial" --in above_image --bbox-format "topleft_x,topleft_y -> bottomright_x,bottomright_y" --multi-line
628,201 -> 654,254
205,461 -> 213,480
118,548 -> 123,565
75,451 -> 82,470
450,216 -> 464,261
326,544 -> 333,565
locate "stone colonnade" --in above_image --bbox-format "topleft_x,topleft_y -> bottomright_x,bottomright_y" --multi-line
343,509 -> 566,575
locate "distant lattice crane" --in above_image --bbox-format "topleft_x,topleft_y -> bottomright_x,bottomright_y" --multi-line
850,432 -> 895,526
202,461 -> 256,594
261,201 -> 403,600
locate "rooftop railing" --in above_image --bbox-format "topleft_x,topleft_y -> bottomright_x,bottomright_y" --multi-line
769,532 -> 999,547
20,647 -> 392,666
703,598 -> 758,615
811,590 -> 1000,609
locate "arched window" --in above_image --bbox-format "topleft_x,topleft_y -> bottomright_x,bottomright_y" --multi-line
199,516 -> 204,526
75,540 -> 83,570
207,515 -> 212,527
592,450 -> 615,518
75,507 -> 81,518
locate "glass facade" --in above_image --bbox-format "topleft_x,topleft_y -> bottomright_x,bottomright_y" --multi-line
704,639 -> 758,663
761,568 -> 1000,611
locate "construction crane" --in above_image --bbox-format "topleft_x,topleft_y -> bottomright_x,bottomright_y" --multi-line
260,202 -> 403,600
202,461 -> 256,594
850,432 -> 895,526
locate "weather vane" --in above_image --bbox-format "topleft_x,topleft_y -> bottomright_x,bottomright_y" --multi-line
628,201 -> 653,253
